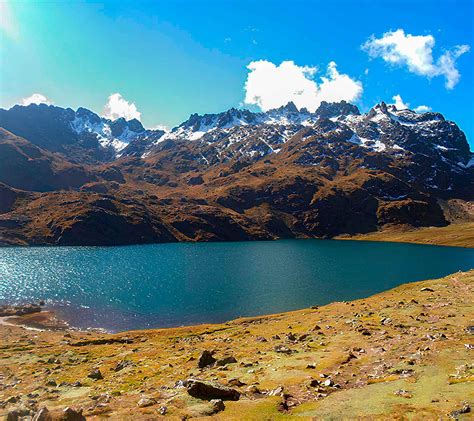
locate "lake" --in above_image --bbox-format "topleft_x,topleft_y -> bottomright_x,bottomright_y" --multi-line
0,239 -> 473,332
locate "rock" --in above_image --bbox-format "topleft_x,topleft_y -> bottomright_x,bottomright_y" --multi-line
394,389 -> 413,398
87,368 -> 103,380
420,287 -> 434,292
449,403 -> 470,418
114,360 -> 134,372
159,406 -> 167,415
306,364 -> 316,369
215,356 -> 237,366
46,379 -> 57,387
255,336 -> 267,342
286,332 -> 297,342
274,345 -> 293,354
210,399 -> 225,413
322,379 -> 334,387
309,379 -> 320,387
7,408 -> 31,421
62,408 -> 86,421
246,385 -> 261,395
380,317 -> 392,325
227,378 -> 246,387
198,350 -> 216,368
466,326 -> 474,334
186,379 -> 240,401
137,397 -> 155,408
32,407 -> 52,421
268,386 -> 284,396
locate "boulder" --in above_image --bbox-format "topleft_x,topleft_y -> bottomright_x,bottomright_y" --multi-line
186,379 -> 240,401
215,356 -> 237,366
62,408 -> 86,421
198,350 -> 216,368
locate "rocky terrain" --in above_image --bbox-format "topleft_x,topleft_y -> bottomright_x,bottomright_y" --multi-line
1,270 -> 473,419
0,101 -> 473,246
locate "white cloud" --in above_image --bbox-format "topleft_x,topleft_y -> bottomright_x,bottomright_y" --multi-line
0,1 -> 19,39
390,94 -> 431,113
102,93 -> 141,121
414,105 -> 431,113
150,124 -> 170,132
392,94 -> 409,110
362,29 -> 470,89
244,60 -> 363,112
21,93 -> 53,106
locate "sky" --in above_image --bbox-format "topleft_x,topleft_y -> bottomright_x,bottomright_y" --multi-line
1,0 -> 473,147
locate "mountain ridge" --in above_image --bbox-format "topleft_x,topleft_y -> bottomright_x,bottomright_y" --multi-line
0,100 -> 472,246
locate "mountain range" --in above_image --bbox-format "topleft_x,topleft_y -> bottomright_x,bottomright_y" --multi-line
0,100 -> 472,245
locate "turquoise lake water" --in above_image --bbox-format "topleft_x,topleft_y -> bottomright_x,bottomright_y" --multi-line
0,239 -> 473,332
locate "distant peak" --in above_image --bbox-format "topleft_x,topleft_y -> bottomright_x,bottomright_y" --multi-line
277,101 -> 299,113
315,101 -> 360,118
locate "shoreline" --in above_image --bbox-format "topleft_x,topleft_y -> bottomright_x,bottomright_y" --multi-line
342,221 -> 474,248
1,222 -> 473,249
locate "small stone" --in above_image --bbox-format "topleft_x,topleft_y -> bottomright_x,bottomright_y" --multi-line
228,378 -> 246,387
449,403 -> 470,418
322,379 -> 334,387
210,399 -> 225,413
268,386 -> 284,396
137,397 -> 155,408
215,356 -> 237,366
274,345 -> 293,354
420,287 -> 434,292
394,389 -> 412,398
87,368 -> 103,380
114,360 -> 134,372
246,385 -> 261,394
159,406 -> 167,415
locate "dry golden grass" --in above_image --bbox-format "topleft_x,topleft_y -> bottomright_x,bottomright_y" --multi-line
346,222 -> 474,248
1,270 -> 473,419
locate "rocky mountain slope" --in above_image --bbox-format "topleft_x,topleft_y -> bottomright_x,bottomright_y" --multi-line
0,101 -> 472,246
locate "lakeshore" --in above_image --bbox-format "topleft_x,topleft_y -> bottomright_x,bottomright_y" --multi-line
1,269 -> 473,420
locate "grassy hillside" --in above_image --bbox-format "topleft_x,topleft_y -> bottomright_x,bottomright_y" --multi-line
346,222 -> 474,248
1,270 -> 473,419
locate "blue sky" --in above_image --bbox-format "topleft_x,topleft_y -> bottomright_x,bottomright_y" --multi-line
1,0 -> 473,146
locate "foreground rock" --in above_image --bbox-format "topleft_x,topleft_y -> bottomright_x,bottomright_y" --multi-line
186,379 -> 241,401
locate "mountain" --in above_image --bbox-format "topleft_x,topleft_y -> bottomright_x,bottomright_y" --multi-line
0,104 -> 165,163
0,101 -> 472,246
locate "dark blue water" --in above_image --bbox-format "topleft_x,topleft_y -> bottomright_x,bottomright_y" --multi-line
0,239 -> 473,332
